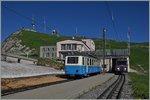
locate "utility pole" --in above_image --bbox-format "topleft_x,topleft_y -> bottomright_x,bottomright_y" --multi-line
128,27 -> 131,56
103,28 -> 106,72
127,27 -> 131,73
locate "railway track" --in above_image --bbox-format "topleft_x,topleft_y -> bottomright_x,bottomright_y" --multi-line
97,74 -> 126,99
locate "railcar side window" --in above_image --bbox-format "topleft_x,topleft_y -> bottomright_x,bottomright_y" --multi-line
87,58 -> 89,65
82,57 -> 84,65
92,59 -> 93,65
67,57 -> 78,64
90,59 -> 92,65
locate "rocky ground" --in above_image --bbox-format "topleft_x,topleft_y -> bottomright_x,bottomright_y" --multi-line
2,29 -> 35,55
1,75 -> 67,92
120,74 -> 134,99
77,74 -> 134,99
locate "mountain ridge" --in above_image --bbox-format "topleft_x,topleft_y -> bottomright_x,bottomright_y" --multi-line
1,29 -> 149,72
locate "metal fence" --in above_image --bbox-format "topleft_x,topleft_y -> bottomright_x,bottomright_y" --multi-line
95,49 -> 129,56
81,49 -> 129,58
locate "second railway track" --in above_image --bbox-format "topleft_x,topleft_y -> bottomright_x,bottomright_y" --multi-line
97,74 -> 126,99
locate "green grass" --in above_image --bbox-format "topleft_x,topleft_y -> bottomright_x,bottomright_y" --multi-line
128,72 -> 149,99
18,30 -> 71,48
131,42 -> 149,47
93,39 -> 128,49
130,46 -> 149,71
17,30 -> 72,55
37,58 -> 64,70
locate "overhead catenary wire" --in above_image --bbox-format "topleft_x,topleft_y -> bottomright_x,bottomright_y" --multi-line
105,2 -> 124,42
2,4 -> 51,33
105,2 -> 119,50
112,12 -> 124,42
127,27 -> 131,55
105,2 -> 118,42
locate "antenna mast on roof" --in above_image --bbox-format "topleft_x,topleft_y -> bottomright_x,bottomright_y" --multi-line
31,15 -> 35,30
44,16 -> 46,33
76,27 -> 78,34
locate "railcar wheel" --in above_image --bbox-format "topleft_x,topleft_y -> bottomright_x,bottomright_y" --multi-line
66,75 -> 70,79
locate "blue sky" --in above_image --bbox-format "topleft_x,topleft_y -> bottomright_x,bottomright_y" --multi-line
1,1 -> 149,42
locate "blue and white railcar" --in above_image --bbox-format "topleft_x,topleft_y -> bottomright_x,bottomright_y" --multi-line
65,56 -> 102,77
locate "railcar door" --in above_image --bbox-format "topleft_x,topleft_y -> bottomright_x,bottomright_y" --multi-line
86,66 -> 88,73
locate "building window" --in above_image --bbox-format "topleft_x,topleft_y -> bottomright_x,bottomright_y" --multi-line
61,44 -> 65,50
63,54 -> 66,59
46,53 -> 50,57
72,44 -> 77,50
52,48 -> 54,51
67,44 -> 71,50
52,53 -> 54,57
48,48 -> 50,51
43,48 -> 45,51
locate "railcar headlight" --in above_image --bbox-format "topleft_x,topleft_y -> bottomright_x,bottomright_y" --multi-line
124,68 -> 126,70
117,67 -> 120,70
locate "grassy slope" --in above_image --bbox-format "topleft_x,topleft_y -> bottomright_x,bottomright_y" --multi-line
18,30 -> 72,54
128,73 -> 149,99
129,42 -> 149,99
93,39 -> 127,49
130,46 -> 149,71
18,30 -> 149,71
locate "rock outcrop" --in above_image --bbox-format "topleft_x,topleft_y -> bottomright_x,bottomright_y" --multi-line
2,29 -> 35,55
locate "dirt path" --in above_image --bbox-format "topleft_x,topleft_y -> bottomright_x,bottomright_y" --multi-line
130,68 -> 138,73
1,75 -> 67,91
2,73 -> 115,99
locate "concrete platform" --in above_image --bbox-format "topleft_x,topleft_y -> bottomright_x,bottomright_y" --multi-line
2,73 -> 115,99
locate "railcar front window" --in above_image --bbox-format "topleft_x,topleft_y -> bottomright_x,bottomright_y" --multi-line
117,61 -> 127,65
67,57 -> 78,64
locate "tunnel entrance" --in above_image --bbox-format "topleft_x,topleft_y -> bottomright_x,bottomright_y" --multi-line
112,58 -> 117,73
112,58 -> 128,73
